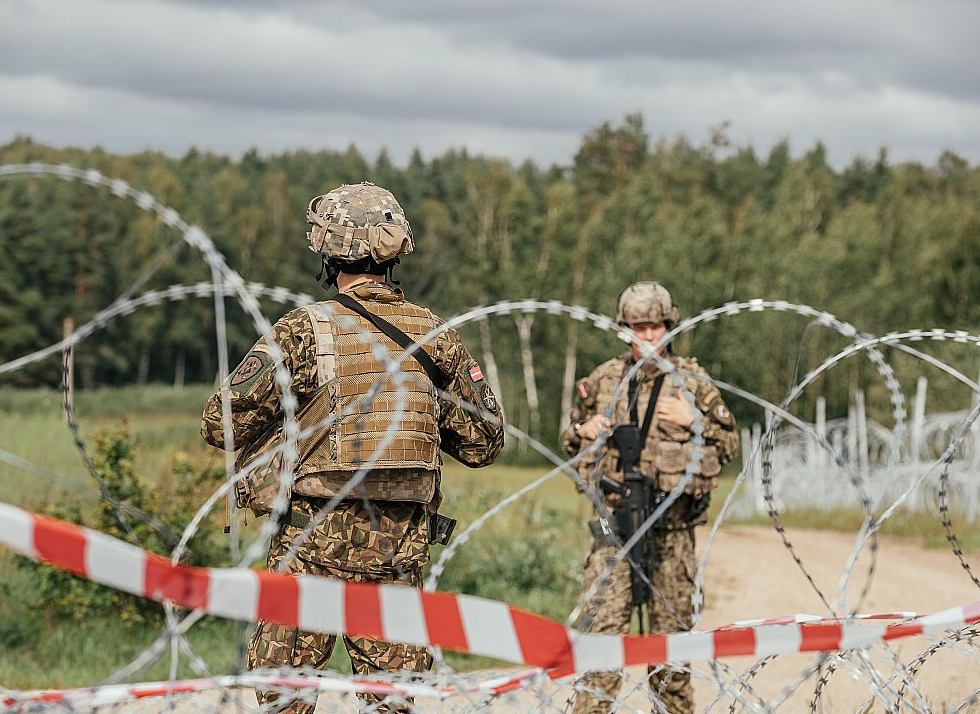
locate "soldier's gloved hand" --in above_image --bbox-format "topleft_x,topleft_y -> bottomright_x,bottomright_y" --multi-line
685,492 -> 711,523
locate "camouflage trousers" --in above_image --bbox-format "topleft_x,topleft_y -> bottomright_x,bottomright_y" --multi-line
247,497 -> 433,714
570,503 -> 697,714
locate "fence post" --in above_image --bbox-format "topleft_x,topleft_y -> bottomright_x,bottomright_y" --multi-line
753,421 -> 764,513
816,396 -> 827,473
973,368 -> 980,471
856,388 -> 869,481
912,376 -> 927,462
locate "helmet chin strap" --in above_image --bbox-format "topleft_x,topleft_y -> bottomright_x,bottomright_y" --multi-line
385,257 -> 401,286
315,256 -> 341,290
317,256 -> 400,291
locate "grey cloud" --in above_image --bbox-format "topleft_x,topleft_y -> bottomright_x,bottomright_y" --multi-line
0,0 -> 609,131
1,0 -> 978,169
330,0 -> 980,103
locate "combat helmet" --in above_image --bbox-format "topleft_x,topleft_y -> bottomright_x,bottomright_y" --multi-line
306,182 -> 413,287
616,281 -> 679,326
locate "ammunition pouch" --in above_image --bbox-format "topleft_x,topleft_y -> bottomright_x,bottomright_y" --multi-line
235,426 -> 289,519
429,513 -> 457,545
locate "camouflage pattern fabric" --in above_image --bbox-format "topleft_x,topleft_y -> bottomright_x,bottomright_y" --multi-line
563,350 -> 738,714
202,283 -> 503,472
202,281 -> 504,713
284,495 -> 431,573
306,182 -> 415,262
246,498 -> 431,714
561,352 -> 739,496
615,281 -> 680,326
571,500 -> 696,714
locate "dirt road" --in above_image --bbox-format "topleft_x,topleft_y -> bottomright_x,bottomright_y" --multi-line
690,523 -> 980,711
116,524 -> 980,713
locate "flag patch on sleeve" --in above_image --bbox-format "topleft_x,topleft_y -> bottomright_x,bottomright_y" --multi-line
577,382 -> 590,400
469,364 -> 484,382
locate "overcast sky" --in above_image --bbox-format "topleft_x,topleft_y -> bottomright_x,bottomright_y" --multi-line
2,0 -> 978,171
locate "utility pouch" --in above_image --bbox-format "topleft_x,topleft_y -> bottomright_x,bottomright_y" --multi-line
235,426 -> 289,519
430,513 -> 457,545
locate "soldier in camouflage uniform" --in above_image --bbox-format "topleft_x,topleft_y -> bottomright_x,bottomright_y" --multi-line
202,182 -> 504,714
561,282 -> 739,714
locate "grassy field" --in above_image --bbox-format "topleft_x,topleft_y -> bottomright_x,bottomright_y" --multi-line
1,384 -> 976,689
0,385 -> 217,511
0,562 -> 241,689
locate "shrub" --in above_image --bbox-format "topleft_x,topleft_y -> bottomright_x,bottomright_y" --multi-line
18,428 -> 226,627
433,485 -> 587,622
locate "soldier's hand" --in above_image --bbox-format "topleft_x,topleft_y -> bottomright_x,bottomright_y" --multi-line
655,389 -> 697,428
576,414 -> 612,440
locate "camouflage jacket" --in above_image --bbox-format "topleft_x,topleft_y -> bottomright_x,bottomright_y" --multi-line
560,352 -> 739,499
202,282 -> 504,508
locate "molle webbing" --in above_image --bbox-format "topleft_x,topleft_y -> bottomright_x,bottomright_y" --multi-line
297,299 -> 441,491
290,468 -> 438,503
592,362 -> 721,496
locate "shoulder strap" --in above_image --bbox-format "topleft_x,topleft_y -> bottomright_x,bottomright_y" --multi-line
330,292 -> 448,390
627,367 -> 665,445
639,375 -> 665,444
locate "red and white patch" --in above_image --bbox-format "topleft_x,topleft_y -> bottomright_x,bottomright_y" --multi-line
469,365 -> 484,382
577,382 -> 590,400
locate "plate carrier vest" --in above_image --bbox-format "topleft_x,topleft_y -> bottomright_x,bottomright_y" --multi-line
290,298 -> 442,503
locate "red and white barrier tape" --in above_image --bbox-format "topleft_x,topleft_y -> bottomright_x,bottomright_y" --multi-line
715,611 -> 924,630
2,669 -> 546,709
3,501 -> 980,698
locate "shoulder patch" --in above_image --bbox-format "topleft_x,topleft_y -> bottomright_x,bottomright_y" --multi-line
469,364 -> 485,382
230,341 -> 274,388
231,355 -> 264,386
577,381 -> 591,400
481,384 -> 499,414
709,397 -> 734,427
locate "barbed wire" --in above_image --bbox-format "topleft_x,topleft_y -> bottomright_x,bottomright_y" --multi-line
3,164 -> 980,713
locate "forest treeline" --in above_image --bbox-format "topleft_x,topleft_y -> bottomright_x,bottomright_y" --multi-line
2,114 -> 979,453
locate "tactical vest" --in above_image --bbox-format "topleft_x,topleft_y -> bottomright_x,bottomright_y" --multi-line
291,297 -> 441,503
587,357 -> 721,497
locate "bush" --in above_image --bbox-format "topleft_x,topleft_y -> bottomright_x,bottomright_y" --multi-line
18,428 -> 226,627
432,485 -> 587,623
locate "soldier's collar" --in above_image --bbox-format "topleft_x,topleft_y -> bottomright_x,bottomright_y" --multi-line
349,282 -> 404,303
626,353 -> 672,378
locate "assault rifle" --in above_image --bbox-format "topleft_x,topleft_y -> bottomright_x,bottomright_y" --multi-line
604,424 -> 659,625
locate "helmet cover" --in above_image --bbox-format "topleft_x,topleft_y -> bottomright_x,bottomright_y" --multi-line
616,281 -> 680,325
306,182 -> 414,263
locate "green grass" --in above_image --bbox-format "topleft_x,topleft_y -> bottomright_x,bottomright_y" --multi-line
709,469 -> 980,552
2,385 -> 978,690
0,384 -> 214,418
0,385 -> 219,511
0,573 -> 243,690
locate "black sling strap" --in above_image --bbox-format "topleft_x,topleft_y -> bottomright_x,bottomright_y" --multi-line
627,369 -> 666,446
329,292 -> 448,391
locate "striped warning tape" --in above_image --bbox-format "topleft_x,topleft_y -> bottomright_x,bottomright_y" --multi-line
2,501 -> 979,688
714,611 -> 924,630
2,669 -> 546,709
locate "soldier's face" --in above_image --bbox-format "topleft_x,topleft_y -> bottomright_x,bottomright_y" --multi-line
630,321 -> 668,361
